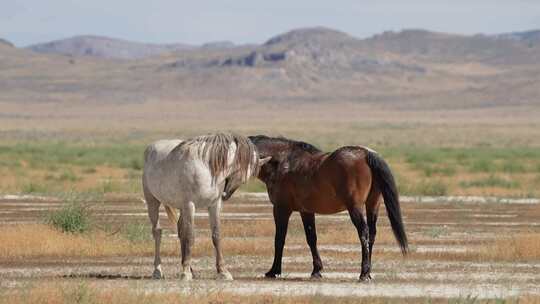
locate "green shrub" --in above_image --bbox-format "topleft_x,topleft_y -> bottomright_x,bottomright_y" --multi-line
47,201 -> 91,233
395,173 -> 414,195
423,165 -> 456,177
123,222 -> 151,243
415,163 -> 435,177
58,170 -> 81,182
62,282 -> 96,304
0,142 -> 145,169
100,178 -> 120,193
414,180 -> 448,196
468,159 -> 493,173
460,175 -> 519,189
21,182 -> 48,194
239,179 -> 267,192
424,226 -> 448,238
397,181 -> 414,195
128,158 -> 142,171
82,167 -> 97,174
448,295 -> 479,304
0,158 -> 21,168
437,166 -> 456,176
500,161 -> 526,173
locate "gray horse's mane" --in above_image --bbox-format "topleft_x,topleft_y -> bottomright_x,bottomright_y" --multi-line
177,133 -> 258,184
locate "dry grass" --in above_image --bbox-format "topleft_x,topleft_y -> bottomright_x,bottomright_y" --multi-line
221,219 -> 397,245
413,233 -> 540,262
2,224 -> 539,263
0,224 -> 154,260
482,233 -> 540,261
369,233 -> 540,263
1,281 -> 536,304
221,220 -> 275,237
318,226 -> 397,245
0,224 -> 275,261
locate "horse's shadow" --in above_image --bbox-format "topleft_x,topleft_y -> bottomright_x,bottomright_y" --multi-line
62,273 -> 152,280
61,273 -> 333,282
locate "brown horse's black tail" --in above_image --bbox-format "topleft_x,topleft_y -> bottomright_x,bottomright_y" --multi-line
366,150 -> 409,255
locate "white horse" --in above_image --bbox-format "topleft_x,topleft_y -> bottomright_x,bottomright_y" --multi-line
142,133 -> 270,281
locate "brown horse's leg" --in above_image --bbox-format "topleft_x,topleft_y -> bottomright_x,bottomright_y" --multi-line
348,206 -> 371,281
366,210 -> 378,264
365,188 -> 381,268
266,206 -> 292,278
300,212 -> 323,279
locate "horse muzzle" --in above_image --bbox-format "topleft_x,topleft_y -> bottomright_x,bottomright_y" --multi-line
222,178 -> 238,201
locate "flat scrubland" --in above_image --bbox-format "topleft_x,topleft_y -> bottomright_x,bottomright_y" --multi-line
1,101 -> 539,198
2,282 -> 540,304
1,193 -> 540,303
1,100 -> 540,303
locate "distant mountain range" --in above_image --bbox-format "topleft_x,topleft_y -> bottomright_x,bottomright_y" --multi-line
26,35 -> 194,60
1,27 -> 539,108
494,29 -> 540,43
0,38 -> 13,47
26,35 -> 238,59
21,28 -> 540,61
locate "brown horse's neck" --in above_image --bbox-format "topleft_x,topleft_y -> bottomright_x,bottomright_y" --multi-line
249,135 -> 326,183
287,151 -> 328,175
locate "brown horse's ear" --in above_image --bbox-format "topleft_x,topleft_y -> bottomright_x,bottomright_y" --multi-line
258,156 -> 271,166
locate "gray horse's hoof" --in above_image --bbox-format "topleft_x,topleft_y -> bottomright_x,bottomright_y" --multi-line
179,271 -> 193,281
216,271 -> 233,281
152,269 -> 163,279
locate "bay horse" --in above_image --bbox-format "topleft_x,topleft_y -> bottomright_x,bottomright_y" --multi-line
142,133 -> 270,281
248,135 -> 408,281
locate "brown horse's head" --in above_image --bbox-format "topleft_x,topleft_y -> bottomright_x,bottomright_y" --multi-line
248,135 -> 321,186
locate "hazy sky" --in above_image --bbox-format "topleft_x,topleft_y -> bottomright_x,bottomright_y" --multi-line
2,0 -> 540,47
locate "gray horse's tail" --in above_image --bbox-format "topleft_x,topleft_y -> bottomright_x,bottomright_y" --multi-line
164,205 -> 178,232
140,198 -> 178,232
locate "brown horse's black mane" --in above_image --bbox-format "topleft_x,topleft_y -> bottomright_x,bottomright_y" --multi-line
249,135 -> 322,155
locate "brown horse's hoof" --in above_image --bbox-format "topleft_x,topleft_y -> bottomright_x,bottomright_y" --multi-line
359,274 -> 372,282
152,268 -> 163,279
265,271 -> 280,279
310,272 -> 323,280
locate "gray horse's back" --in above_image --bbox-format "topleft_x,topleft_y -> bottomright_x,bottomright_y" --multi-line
143,139 -> 185,204
144,139 -> 184,164
143,138 -> 221,208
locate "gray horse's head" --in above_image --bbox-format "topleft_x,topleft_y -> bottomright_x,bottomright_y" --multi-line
182,133 -> 270,201
222,153 -> 270,201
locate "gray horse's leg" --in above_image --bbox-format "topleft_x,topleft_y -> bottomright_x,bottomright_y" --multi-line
208,199 -> 233,280
144,190 -> 163,279
178,201 -> 195,281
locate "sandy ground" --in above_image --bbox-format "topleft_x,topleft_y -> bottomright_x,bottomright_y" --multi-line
1,193 -> 540,300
